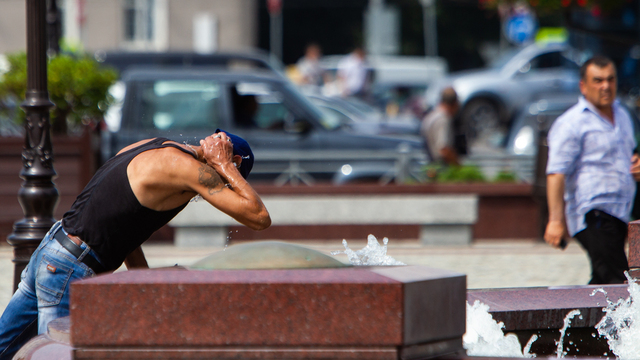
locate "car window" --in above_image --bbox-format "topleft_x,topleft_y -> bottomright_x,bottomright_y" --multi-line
316,105 -> 351,125
489,48 -> 520,69
234,82 -> 292,130
529,51 -> 563,70
137,80 -> 221,131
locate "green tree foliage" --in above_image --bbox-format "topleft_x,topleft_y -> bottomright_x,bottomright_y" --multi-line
0,52 -> 118,134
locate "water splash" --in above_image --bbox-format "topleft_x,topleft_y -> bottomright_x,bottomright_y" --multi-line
463,300 -> 535,357
522,334 -> 539,357
331,234 -> 405,266
556,309 -> 581,358
594,272 -> 640,359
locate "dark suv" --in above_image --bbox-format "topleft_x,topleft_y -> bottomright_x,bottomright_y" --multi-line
102,67 -> 426,184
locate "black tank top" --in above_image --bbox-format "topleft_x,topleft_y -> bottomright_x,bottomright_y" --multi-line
62,137 -> 197,271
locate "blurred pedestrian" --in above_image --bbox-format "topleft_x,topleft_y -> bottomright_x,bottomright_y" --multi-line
420,87 -> 460,166
296,43 -> 324,87
337,47 -> 368,98
0,131 -> 271,359
544,55 -> 640,284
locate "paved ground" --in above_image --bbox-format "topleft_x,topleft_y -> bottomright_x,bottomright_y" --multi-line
0,237 -> 594,314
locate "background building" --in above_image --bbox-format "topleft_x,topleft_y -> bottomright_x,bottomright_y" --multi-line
0,0 -> 258,54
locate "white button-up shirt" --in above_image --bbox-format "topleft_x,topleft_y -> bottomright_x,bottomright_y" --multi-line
546,96 -> 637,236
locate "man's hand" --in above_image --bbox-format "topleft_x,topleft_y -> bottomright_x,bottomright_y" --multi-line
200,132 -> 234,170
546,173 -> 568,250
544,220 -> 568,249
440,146 -> 460,166
631,154 -> 640,181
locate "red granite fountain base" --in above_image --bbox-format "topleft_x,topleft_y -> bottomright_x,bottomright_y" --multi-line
66,265 -> 466,359
18,275 -> 633,359
467,284 -> 630,357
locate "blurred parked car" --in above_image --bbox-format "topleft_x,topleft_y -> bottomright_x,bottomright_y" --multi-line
504,94 -> 640,184
102,67 -> 426,185
315,55 -> 447,115
307,95 -> 420,136
318,55 -> 447,89
505,95 -> 579,157
94,50 -> 284,76
426,42 -> 582,150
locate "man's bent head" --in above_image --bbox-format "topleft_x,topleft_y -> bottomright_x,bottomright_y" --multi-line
215,129 -> 254,179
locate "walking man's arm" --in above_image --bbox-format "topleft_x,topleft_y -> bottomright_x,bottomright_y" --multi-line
545,173 -> 568,248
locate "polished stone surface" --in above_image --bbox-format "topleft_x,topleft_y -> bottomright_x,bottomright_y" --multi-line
628,220 -> 640,269
13,317 -> 72,360
70,265 -> 466,359
468,285 -> 629,330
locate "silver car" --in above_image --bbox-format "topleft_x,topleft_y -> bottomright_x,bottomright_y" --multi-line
426,43 -> 582,150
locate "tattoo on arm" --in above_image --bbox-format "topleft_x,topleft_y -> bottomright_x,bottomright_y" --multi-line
198,164 -> 224,195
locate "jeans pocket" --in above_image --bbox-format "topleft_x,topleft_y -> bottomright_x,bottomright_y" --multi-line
35,254 -> 74,307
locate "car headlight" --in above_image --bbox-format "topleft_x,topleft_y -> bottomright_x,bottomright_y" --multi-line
513,125 -> 535,155
341,164 -> 353,176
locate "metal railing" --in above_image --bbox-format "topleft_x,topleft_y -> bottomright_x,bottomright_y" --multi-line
250,147 -> 428,186
249,148 -> 536,186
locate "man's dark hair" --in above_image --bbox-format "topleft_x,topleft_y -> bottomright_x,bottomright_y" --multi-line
440,87 -> 458,106
580,55 -> 615,80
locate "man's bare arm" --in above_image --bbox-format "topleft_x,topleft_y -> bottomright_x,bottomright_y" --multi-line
631,153 -> 640,181
439,146 -> 459,166
190,134 -> 271,230
544,173 -> 568,248
124,246 -> 149,269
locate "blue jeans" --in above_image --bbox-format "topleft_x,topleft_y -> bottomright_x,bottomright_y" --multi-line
0,221 -> 99,359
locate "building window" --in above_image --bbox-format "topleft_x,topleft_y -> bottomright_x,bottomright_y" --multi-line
123,0 -> 155,48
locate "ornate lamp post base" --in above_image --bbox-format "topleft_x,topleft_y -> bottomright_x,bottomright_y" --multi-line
7,0 -> 59,291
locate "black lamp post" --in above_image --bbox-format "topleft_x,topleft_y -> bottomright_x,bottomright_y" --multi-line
7,0 -> 59,291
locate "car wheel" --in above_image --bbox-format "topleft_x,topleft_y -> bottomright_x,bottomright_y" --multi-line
460,99 -> 507,150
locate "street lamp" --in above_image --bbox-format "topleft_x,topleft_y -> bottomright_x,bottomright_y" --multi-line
7,0 -> 59,291
267,0 -> 283,61
420,0 -> 438,57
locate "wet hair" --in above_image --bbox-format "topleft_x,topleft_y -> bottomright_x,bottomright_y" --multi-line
580,55 -> 615,80
440,87 -> 458,106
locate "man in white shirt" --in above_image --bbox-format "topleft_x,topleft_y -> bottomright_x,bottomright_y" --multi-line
545,55 -> 640,284
337,47 -> 368,98
421,87 -> 460,166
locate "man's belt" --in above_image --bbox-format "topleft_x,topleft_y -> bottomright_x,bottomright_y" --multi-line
587,209 -> 625,226
53,229 -> 106,274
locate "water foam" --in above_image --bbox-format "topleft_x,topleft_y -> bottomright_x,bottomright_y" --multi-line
464,300 -> 535,358
331,234 -> 405,266
594,273 -> 640,359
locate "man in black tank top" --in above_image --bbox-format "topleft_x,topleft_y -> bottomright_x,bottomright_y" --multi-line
0,130 -> 271,359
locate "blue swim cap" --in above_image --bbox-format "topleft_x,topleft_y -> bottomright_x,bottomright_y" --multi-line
215,129 -> 254,179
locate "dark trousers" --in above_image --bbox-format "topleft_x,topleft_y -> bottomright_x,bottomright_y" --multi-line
574,209 -> 629,285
